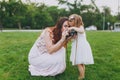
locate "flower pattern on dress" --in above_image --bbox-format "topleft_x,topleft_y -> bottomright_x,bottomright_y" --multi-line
36,36 -> 47,54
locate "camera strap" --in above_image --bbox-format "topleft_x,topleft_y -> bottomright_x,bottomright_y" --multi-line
74,36 -> 78,65
66,43 -> 70,66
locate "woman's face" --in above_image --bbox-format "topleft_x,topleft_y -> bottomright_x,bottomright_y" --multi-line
62,21 -> 69,32
68,16 -> 75,27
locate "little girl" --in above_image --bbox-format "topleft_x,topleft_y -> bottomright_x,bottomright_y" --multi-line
68,14 -> 94,80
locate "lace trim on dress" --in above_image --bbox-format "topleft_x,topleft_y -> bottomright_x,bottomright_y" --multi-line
48,28 -> 54,43
36,36 -> 47,54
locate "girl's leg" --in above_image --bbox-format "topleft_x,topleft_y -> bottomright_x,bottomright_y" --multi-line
78,64 -> 85,79
83,64 -> 85,78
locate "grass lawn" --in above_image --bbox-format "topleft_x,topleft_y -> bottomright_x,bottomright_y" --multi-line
0,31 -> 120,80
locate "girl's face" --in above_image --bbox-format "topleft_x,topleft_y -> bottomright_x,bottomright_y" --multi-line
62,21 -> 69,32
68,16 -> 75,27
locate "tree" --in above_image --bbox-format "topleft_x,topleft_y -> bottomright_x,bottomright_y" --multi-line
0,0 -> 6,29
58,0 -> 83,14
57,0 -> 103,29
46,6 -> 69,25
33,3 -> 53,29
0,0 -> 27,29
8,0 -> 27,29
46,6 -> 60,24
102,6 -> 113,29
91,0 -> 100,13
116,13 -> 120,21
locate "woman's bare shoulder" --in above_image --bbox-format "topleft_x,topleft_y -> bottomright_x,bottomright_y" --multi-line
44,27 -> 54,32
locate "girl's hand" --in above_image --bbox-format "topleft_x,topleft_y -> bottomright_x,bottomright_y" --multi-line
68,27 -> 76,31
72,35 -> 77,39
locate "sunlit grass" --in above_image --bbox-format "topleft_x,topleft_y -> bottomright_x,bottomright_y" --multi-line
0,31 -> 120,80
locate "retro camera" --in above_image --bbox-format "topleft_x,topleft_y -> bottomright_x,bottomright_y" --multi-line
66,29 -> 77,38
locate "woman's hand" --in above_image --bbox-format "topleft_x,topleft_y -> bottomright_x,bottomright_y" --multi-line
61,29 -> 69,41
45,29 -> 68,54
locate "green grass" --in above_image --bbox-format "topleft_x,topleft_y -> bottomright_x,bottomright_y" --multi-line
0,31 -> 120,80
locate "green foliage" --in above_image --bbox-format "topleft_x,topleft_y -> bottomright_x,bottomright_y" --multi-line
0,0 -> 119,29
57,0 -> 119,30
0,31 -> 120,80
0,0 -> 27,29
47,6 -> 61,24
58,0 -> 82,14
46,6 -> 69,25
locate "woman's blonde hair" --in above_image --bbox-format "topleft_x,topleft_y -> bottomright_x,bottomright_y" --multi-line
69,14 -> 84,27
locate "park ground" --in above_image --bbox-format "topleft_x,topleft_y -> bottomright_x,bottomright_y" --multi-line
0,31 -> 120,80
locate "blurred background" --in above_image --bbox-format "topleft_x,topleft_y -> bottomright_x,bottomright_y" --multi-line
0,0 -> 120,30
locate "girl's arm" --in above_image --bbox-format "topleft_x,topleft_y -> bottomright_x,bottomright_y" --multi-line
44,28 -> 68,54
69,26 -> 85,33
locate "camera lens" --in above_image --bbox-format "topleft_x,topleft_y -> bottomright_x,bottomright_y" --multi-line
66,29 -> 77,39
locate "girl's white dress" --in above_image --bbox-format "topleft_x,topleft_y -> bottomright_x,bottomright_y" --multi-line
28,28 -> 66,76
70,26 -> 94,65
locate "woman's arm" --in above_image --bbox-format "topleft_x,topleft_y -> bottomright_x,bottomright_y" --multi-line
44,28 -> 67,54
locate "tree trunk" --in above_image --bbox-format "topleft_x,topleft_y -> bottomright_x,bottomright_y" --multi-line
18,22 -> 22,30
0,21 -> 3,32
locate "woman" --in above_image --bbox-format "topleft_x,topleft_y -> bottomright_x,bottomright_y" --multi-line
28,17 -> 70,76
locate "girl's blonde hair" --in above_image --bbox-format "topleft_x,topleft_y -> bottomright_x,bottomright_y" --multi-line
69,14 -> 84,27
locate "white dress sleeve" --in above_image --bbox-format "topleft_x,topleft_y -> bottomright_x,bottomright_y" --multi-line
78,26 -> 85,33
